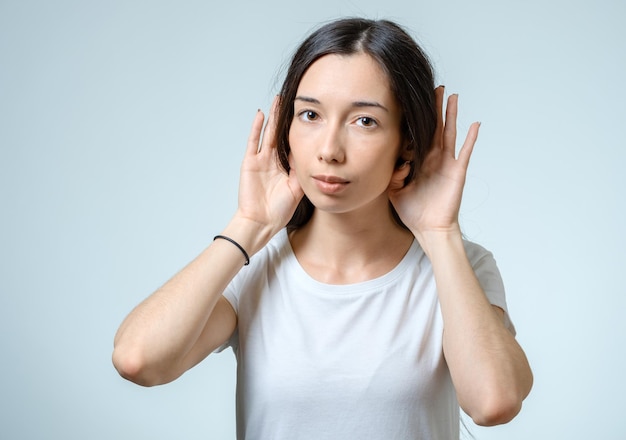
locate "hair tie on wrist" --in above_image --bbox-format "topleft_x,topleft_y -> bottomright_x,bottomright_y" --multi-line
213,235 -> 250,265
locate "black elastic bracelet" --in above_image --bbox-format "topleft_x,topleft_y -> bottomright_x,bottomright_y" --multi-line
214,235 -> 250,265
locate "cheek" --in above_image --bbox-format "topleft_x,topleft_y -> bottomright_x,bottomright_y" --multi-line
286,131 -> 305,176
287,125 -> 311,163
378,142 -> 406,182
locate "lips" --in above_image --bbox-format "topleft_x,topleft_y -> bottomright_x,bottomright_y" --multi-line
313,175 -> 350,184
312,175 -> 350,194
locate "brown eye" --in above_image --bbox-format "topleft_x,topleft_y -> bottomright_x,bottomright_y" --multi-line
298,110 -> 319,121
357,116 -> 377,127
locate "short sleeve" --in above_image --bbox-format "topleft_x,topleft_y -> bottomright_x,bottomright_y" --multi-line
213,231 -> 281,353
464,241 -> 516,335
222,269 -> 244,315
212,263 -> 249,354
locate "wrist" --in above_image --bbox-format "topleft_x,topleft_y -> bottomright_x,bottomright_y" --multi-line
412,226 -> 464,259
221,213 -> 278,258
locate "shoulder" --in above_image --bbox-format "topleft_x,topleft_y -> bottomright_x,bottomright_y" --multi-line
462,239 -> 516,332
462,239 -> 495,264
462,240 -> 506,279
461,239 -> 502,280
253,228 -> 291,267
222,229 -> 293,311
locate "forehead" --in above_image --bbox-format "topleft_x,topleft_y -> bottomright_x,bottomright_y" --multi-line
296,53 -> 398,111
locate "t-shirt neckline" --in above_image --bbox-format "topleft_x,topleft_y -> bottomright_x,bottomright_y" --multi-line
277,228 -> 421,296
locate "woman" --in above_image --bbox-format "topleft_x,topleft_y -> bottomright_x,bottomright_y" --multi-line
113,18 -> 533,439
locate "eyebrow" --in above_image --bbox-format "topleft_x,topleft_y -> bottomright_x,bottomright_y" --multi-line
294,95 -> 389,112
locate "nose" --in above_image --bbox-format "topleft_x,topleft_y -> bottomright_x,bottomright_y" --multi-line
317,123 -> 345,163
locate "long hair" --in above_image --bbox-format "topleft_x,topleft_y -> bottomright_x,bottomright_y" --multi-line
274,18 -> 437,229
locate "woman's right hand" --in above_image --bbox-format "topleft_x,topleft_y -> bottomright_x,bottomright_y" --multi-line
112,98 -> 303,387
235,97 -> 304,249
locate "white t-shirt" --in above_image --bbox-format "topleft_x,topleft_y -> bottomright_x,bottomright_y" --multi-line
222,229 -> 513,440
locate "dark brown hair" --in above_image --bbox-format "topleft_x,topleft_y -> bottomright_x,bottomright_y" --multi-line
275,18 -> 437,229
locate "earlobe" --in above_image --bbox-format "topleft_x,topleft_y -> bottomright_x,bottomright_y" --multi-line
398,139 -> 414,163
389,159 -> 412,190
394,156 -> 412,170
399,160 -> 411,169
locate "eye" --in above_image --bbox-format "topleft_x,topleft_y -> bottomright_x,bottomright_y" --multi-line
356,116 -> 377,128
298,110 -> 319,122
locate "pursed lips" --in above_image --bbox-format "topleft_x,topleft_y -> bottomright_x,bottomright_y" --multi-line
312,174 -> 350,184
311,175 -> 350,194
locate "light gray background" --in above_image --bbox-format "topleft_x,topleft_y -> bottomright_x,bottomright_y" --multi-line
1,0 -> 624,438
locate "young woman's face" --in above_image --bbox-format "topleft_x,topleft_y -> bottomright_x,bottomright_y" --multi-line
288,52 -> 406,216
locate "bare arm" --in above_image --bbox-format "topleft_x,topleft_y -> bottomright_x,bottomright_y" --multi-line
389,87 -> 532,425
112,219 -> 260,387
419,231 -> 532,425
112,99 -> 303,386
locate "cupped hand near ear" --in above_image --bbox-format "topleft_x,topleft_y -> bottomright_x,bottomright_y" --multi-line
388,86 -> 480,240
236,96 -> 304,238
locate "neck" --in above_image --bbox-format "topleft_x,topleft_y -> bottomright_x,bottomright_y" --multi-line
289,202 -> 414,284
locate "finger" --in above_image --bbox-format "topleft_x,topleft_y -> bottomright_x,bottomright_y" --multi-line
457,121 -> 480,169
443,94 -> 458,156
246,109 -> 265,157
433,86 -> 445,146
258,95 -> 280,153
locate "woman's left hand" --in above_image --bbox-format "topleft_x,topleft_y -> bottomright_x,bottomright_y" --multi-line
388,86 -> 480,241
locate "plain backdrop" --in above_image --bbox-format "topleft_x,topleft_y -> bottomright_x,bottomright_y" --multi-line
1,0 -> 625,438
